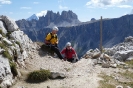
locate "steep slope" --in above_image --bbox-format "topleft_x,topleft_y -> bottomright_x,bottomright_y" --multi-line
0,15 -> 38,88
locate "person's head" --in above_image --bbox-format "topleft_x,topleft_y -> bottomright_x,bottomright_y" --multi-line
66,42 -> 72,49
52,26 -> 58,34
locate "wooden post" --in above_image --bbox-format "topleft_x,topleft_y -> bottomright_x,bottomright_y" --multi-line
100,16 -> 102,53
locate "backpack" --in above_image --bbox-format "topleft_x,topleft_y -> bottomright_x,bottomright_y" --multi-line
45,32 -> 57,42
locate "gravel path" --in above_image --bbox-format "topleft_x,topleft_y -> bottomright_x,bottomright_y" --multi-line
11,49 -> 103,88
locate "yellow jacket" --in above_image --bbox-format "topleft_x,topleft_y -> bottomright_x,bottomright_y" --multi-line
45,33 -> 58,45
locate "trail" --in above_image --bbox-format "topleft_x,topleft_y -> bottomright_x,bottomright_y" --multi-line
11,47 -> 109,88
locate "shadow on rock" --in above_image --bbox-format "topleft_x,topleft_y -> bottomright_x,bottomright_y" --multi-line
36,42 -> 54,57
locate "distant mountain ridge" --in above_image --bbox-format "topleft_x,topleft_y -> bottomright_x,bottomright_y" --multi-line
16,10 -> 81,30
17,14 -> 133,58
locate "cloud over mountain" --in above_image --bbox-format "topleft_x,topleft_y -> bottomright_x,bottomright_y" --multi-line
86,0 -> 132,8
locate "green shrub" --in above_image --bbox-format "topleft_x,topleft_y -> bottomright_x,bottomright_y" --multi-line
0,43 -> 6,49
0,29 -> 2,34
6,31 -> 12,39
15,41 -> 24,54
0,42 -> 13,61
15,41 -> 21,46
27,70 -> 51,82
10,62 -> 18,77
0,43 -> 7,50
3,40 -> 9,46
20,49 -> 23,54
0,29 -> 6,37
3,51 -> 13,61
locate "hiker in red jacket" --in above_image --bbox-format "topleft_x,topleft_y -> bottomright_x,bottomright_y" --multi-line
61,42 -> 78,63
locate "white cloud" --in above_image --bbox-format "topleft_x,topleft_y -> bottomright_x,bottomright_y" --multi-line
59,5 -> 68,10
33,2 -> 39,4
117,5 -> 132,8
36,10 -> 47,17
0,0 -> 11,4
20,7 -> 32,9
86,0 -> 133,8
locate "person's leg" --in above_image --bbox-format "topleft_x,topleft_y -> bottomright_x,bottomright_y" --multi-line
51,46 -> 63,59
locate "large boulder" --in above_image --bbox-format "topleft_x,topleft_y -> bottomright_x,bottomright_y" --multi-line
0,15 -> 19,32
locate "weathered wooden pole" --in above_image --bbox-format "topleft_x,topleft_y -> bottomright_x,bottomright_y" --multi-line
100,16 -> 103,53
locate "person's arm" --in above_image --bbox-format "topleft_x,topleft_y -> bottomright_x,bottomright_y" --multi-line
55,36 -> 58,44
72,48 -> 76,58
45,33 -> 51,44
61,49 -> 66,60
72,48 -> 79,61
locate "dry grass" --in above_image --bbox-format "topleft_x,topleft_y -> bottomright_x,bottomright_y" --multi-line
118,70 -> 133,87
98,70 -> 133,88
125,59 -> 133,68
98,73 -> 116,88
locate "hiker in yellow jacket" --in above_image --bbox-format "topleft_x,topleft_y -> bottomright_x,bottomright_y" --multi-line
45,26 -> 63,59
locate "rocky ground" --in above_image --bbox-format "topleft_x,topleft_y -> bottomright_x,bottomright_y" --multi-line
10,44 -> 132,88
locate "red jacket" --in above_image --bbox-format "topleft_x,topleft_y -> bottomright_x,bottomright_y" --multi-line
61,47 -> 76,59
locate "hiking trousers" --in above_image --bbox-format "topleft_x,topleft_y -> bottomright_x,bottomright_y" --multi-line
50,45 -> 63,59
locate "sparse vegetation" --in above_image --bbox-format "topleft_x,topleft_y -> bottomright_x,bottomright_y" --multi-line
3,51 -> 13,61
15,41 -> 23,54
15,41 -> 21,47
0,29 -> 6,37
0,29 -> 2,34
10,62 -> 18,77
125,60 -> 133,67
27,70 -> 51,82
99,70 -> 133,88
20,49 -> 23,54
1,42 -> 13,61
117,70 -> 133,88
6,31 -> 12,39
3,40 -> 10,46
0,42 -> 13,61
0,43 -> 6,50
118,70 -> 133,79
98,73 -> 115,88
0,42 -> 18,77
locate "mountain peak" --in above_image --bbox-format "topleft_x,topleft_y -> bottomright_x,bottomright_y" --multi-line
26,14 -> 39,21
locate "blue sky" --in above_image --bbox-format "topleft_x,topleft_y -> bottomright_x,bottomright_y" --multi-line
0,0 -> 133,22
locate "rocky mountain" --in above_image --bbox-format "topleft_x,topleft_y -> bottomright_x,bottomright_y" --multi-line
26,14 -> 38,21
16,10 -> 81,30
17,14 -> 133,58
0,15 -> 38,88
